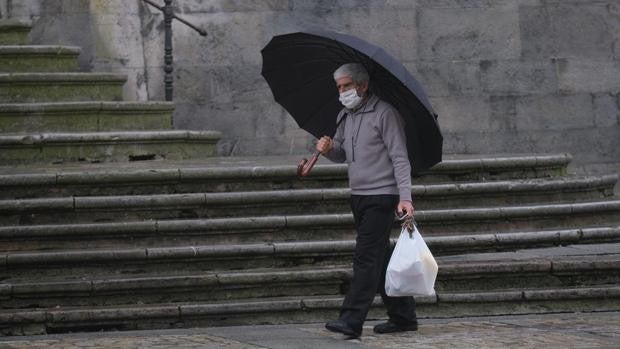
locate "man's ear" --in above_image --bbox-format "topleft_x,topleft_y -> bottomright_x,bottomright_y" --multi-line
358,81 -> 369,96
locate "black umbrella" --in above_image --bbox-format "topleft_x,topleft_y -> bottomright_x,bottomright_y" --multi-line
261,29 -> 442,175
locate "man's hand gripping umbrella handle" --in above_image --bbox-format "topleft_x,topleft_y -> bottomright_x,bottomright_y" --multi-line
297,151 -> 320,177
296,115 -> 345,178
297,135 -> 333,177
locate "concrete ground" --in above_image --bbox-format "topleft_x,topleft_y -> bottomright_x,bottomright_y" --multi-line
1,311 -> 618,349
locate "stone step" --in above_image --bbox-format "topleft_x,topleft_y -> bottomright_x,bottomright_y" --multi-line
0,154 -> 574,198
0,130 -> 221,165
0,73 -> 126,103
0,20 -> 31,45
0,45 -> 80,72
1,175 -> 615,225
1,200 -> 618,250
2,248 -> 618,309
2,226 -> 618,277
2,285 -> 619,335
0,101 -> 174,133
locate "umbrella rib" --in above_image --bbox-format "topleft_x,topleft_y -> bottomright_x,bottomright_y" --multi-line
271,75 -> 336,103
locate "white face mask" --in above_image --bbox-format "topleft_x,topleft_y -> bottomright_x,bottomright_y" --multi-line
339,88 -> 363,109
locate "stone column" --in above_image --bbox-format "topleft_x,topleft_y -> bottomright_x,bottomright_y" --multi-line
0,0 -> 7,18
0,0 -> 41,20
87,0 -> 148,101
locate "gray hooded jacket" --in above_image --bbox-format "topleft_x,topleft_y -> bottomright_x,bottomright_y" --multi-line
324,94 -> 412,201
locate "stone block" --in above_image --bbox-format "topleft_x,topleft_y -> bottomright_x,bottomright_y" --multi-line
412,60 -> 481,97
556,59 -> 620,93
20,131 -> 220,164
349,8 -> 418,62
0,47 -> 80,73
13,280 -> 91,295
518,4 -> 557,59
178,0 -> 289,13
556,229 -> 582,245
519,3 -> 615,60
92,275 -> 219,293
0,197 -> 73,212
6,0 -> 41,19
196,243 -> 275,257
571,200 -> 620,214
0,310 -> 46,325
0,110 -> 97,134
548,3 -> 614,60
495,230 -> 560,246
300,296 -> 341,310
74,193 -> 204,210
157,216 -> 286,233
0,283 -> 10,300
515,128 -> 620,166
430,95 -> 493,133
0,30 -> 29,45
515,93 -> 595,131
0,73 -> 126,103
426,207 -> 502,223
428,234 -> 496,250
0,173 -> 56,187
6,248 -> 147,266
285,214 -> 352,228
218,132 -> 308,157
48,305 -> 180,322
417,5 -> 520,61
273,240 -> 353,255
481,59 -> 558,95
181,298 -> 301,316
593,93 -> 620,127
581,227 -> 620,242
170,102 -> 256,146
552,258 -> 620,273
438,290 -> 523,303
523,287 -> 609,301
500,203 -> 572,219
57,168 -> 180,185
443,260 -> 551,275
90,0 -> 141,16
146,246 -> 201,260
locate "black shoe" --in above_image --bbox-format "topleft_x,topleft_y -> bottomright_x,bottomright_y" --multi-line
325,319 -> 361,338
373,321 -> 418,334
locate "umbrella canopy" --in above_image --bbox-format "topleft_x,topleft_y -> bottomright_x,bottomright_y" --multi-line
261,29 -> 442,174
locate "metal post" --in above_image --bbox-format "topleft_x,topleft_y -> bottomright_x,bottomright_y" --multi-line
140,0 -> 206,101
163,0 -> 174,101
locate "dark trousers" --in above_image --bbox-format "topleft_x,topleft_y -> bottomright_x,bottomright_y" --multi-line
338,194 -> 417,333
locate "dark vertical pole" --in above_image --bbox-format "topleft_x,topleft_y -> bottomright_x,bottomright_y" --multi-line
163,0 -> 174,101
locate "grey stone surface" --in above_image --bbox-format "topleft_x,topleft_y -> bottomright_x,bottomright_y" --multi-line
1,175 -> 614,216
417,4 -> 521,61
3,0 -> 617,173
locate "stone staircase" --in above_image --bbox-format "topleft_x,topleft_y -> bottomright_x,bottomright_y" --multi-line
1,154 -> 619,335
0,19 -> 220,165
1,20 -> 620,336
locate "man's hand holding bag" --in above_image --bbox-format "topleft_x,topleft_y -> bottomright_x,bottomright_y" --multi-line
385,220 -> 438,297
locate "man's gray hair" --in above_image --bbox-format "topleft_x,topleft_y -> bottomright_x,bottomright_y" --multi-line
333,63 -> 369,84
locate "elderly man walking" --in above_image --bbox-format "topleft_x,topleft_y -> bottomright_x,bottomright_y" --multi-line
316,63 -> 418,338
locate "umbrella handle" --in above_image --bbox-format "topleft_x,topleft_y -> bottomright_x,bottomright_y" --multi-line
297,152 -> 320,177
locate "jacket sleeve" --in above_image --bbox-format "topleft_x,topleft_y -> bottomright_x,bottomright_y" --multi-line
380,108 -> 412,202
323,113 -> 346,163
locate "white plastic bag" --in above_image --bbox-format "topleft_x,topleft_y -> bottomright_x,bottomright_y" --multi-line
385,224 -> 438,296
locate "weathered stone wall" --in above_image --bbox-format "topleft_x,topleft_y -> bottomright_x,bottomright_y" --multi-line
4,0 -> 620,174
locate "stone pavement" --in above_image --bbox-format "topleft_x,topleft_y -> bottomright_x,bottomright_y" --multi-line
1,312 -> 619,349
